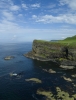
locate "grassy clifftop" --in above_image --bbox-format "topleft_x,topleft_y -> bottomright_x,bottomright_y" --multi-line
62,35 -> 76,42
35,35 -> 76,48
58,35 -> 76,48
25,35 -> 76,65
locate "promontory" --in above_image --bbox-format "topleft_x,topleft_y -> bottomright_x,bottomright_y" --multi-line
24,35 -> 76,66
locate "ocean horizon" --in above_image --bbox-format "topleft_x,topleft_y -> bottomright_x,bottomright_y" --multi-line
0,42 -> 76,100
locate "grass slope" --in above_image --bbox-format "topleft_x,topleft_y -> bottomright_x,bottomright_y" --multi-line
58,35 -> 76,48
34,35 -> 76,48
59,35 -> 76,43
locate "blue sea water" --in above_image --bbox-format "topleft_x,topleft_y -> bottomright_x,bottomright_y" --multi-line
0,42 -> 76,100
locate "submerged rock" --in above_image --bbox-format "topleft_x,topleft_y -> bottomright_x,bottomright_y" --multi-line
37,87 -> 76,100
48,69 -> 56,73
63,76 -> 72,82
25,78 -> 42,83
72,83 -> 76,87
10,73 -> 17,76
37,89 -> 55,100
59,65 -> 75,69
9,71 -> 24,79
4,56 -> 14,60
56,87 -> 74,100
71,74 -> 76,78
43,69 -> 56,73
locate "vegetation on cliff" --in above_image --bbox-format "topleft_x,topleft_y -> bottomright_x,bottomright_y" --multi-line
58,35 -> 76,48
25,35 -> 76,65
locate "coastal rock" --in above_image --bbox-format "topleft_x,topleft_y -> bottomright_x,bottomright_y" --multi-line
63,76 -> 72,82
4,56 -> 14,60
10,73 -> 17,76
37,89 -> 55,100
25,78 -> 42,83
43,69 -> 56,73
37,87 -> 76,100
71,74 -> 76,78
59,65 -> 75,69
24,39 -> 76,66
9,71 -> 24,79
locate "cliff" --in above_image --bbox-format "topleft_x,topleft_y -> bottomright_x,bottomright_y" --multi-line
24,36 -> 76,66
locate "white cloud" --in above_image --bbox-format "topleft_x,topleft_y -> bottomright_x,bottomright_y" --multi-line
0,18 -> 76,42
0,0 -> 75,42
0,20 -> 19,32
47,4 -> 56,9
22,3 -> 28,9
31,3 -> 40,8
59,0 -> 76,10
0,0 -> 12,9
11,35 -> 17,40
32,14 -> 76,24
10,5 -> 20,11
18,14 -> 23,17
2,11 -> 15,21
32,15 -> 37,19
13,35 -> 17,37
61,37 -> 65,39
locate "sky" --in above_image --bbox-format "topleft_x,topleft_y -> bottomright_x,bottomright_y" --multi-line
0,0 -> 76,43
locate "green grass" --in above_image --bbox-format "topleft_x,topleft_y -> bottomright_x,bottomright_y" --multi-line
34,35 -> 76,49
58,35 -> 76,43
58,35 -> 76,48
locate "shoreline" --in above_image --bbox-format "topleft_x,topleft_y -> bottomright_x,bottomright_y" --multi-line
24,52 -> 76,67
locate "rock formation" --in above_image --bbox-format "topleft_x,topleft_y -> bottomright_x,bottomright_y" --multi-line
24,39 -> 76,66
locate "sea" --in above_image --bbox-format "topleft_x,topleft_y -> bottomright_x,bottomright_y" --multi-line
0,42 -> 76,100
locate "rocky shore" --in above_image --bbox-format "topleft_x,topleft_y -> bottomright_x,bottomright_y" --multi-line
24,40 -> 76,67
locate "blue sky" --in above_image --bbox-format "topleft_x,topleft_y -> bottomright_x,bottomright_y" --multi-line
0,0 -> 76,42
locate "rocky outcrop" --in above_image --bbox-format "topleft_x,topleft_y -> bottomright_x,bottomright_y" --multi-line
24,40 -> 76,66
4,56 -> 14,60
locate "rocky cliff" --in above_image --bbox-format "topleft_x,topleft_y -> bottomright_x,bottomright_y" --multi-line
24,39 -> 76,66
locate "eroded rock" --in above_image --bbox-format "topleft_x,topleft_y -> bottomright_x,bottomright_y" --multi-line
63,76 -> 72,82
37,87 -> 76,100
37,89 -> 55,100
25,78 -> 42,83
24,40 -> 76,66
9,71 -> 24,79
4,56 -> 14,60
43,69 -> 56,73
71,74 -> 76,78
59,65 -> 75,69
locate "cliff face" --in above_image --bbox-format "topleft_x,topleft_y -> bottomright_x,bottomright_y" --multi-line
24,40 -> 76,65
32,40 -> 62,58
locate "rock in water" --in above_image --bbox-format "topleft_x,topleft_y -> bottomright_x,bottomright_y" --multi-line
4,56 -> 14,60
25,78 -> 42,83
59,65 -> 75,69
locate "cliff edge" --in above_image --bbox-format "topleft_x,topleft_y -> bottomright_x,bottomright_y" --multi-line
24,36 -> 76,66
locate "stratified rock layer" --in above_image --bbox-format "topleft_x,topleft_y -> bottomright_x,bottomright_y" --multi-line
24,40 -> 76,66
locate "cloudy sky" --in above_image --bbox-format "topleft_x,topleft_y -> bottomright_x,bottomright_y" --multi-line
0,0 -> 76,43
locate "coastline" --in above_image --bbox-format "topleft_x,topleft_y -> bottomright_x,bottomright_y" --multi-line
24,39 -> 76,68
24,52 -> 76,67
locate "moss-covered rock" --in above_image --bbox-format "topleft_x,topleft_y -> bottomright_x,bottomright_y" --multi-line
25,78 -> 42,83
43,69 -> 56,73
62,76 -> 72,82
37,87 -> 76,100
4,56 -> 14,60
24,39 -> 76,66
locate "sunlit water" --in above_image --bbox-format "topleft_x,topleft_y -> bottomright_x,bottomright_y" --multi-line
0,42 -> 76,100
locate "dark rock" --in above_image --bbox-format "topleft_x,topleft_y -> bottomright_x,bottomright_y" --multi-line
4,56 -> 14,60
24,40 -> 76,66
59,65 -> 75,69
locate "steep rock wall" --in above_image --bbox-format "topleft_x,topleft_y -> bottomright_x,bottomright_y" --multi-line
24,40 -> 76,65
